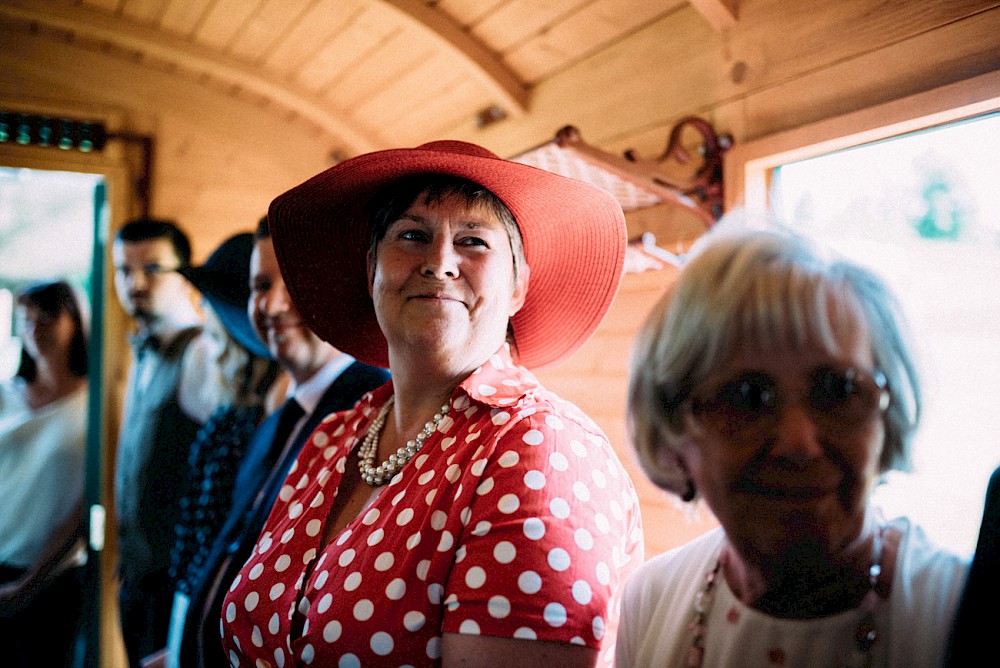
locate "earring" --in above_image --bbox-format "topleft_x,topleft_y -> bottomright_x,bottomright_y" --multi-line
681,478 -> 696,502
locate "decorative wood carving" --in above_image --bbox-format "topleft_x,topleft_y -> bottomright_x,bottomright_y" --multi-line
553,117 -> 733,226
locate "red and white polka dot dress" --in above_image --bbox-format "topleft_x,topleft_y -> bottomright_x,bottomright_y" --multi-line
220,347 -> 644,667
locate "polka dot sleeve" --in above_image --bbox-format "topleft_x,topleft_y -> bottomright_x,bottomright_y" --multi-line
440,402 -> 642,664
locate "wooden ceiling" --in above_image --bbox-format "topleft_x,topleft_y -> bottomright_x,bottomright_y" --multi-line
0,0 -> 736,155
2,0 -> 993,253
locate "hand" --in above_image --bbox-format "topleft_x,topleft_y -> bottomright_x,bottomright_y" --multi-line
140,648 -> 168,668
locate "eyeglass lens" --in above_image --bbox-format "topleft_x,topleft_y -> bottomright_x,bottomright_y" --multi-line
690,365 -> 889,438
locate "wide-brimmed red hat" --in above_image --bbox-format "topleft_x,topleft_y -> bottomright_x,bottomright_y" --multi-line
267,140 -> 626,370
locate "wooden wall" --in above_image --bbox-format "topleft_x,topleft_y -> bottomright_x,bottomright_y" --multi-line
534,263 -> 721,557
2,0 -> 996,562
0,2 -> 997,664
525,0 -> 1000,560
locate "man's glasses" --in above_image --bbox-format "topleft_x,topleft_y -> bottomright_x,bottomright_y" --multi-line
686,365 -> 890,440
115,263 -> 181,279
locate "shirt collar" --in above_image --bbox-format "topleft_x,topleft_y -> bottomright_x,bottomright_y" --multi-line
130,314 -> 201,353
288,353 -> 356,417
456,343 -> 539,409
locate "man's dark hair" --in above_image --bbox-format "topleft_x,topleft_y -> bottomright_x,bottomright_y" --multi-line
254,216 -> 271,241
115,217 -> 193,267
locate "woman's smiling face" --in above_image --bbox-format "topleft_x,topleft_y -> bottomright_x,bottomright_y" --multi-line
679,316 -> 887,566
367,191 -> 528,375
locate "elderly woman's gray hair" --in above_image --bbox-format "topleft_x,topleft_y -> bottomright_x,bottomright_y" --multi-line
627,226 -> 922,499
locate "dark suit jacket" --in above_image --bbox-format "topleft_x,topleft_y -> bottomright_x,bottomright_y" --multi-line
179,360 -> 390,668
944,464 -> 1000,667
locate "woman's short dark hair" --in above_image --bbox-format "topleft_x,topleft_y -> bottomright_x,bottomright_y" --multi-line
367,174 -> 526,280
15,280 -> 89,382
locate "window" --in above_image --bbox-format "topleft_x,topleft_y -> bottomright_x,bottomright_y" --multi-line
725,71 -> 1000,558
0,166 -> 101,378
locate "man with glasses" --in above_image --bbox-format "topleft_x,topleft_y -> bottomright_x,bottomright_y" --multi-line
112,218 -> 205,668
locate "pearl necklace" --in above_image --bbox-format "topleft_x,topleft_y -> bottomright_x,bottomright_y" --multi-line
688,527 -> 885,668
357,395 -> 450,487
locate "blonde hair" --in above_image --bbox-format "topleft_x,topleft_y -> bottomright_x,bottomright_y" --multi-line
627,225 -> 921,498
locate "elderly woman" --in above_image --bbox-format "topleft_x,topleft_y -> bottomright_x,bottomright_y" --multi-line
617,226 -> 968,668
219,140 -> 643,667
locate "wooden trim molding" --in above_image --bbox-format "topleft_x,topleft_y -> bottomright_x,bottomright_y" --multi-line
724,69 -> 1000,217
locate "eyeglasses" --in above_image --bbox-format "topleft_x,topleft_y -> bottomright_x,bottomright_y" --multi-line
114,263 -> 181,279
686,365 -> 890,440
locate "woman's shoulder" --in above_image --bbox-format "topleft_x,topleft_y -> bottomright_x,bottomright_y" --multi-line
618,527 -> 724,663
882,516 -> 969,666
627,526 -> 725,593
889,515 -> 969,592
0,377 -> 25,413
500,381 -> 608,442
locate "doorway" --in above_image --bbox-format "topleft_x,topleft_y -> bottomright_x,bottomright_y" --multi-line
0,165 -> 107,667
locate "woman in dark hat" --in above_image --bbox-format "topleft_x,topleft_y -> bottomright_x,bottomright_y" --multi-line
153,233 -> 283,667
219,141 -> 644,667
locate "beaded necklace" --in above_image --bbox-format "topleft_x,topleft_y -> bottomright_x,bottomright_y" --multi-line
688,527 -> 885,668
357,395 -> 451,486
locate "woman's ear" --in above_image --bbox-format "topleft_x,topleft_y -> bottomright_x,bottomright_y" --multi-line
508,263 -> 530,316
366,249 -> 376,298
664,443 -> 697,502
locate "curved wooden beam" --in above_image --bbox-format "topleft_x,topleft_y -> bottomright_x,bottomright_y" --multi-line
688,0 -> 739,32
0,0 -> 382,154
380,0 -> 529,115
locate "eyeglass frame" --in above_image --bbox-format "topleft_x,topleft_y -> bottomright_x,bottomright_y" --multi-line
113,262 -> 184,280
680,364 -> 892,442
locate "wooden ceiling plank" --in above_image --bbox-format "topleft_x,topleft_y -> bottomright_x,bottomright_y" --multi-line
159,0 -> 210,36
0,0 -> 381,152
226,0 -> 313,61
504,0 -> 685,83
327,26 -> 437,109
352,55 -> 489,145
121,0 -> 168,25
687,0 -> 739,32
391,77 -> 485,145
81,0 -> 124,13
296,6 -> 400,94
352,51 -> 467,123
260,0 -> 365,73
471,0 -> 590,54
194,0 -> 261,49
434,0 -> 507,28
380,0 -> 529,114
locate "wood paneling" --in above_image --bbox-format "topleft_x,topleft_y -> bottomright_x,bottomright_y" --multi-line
2,3 -> 999,664
535,266 -> 719,560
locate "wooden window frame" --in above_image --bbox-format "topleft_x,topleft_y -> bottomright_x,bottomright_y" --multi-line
723,70 -> 1000,216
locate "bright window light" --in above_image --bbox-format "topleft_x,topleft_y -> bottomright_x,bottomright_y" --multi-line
772,113 -> 1000,558
0,166 -> 100,379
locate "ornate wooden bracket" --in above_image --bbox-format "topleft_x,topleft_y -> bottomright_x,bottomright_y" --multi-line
554,117 -> 733,226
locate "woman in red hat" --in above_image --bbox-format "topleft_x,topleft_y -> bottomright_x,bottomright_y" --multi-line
218,141 -> 644,667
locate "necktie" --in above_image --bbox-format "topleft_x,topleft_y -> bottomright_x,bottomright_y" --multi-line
272,397 -> 305,453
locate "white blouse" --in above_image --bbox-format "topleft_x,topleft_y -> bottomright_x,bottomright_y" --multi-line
0,380 -> 87,568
